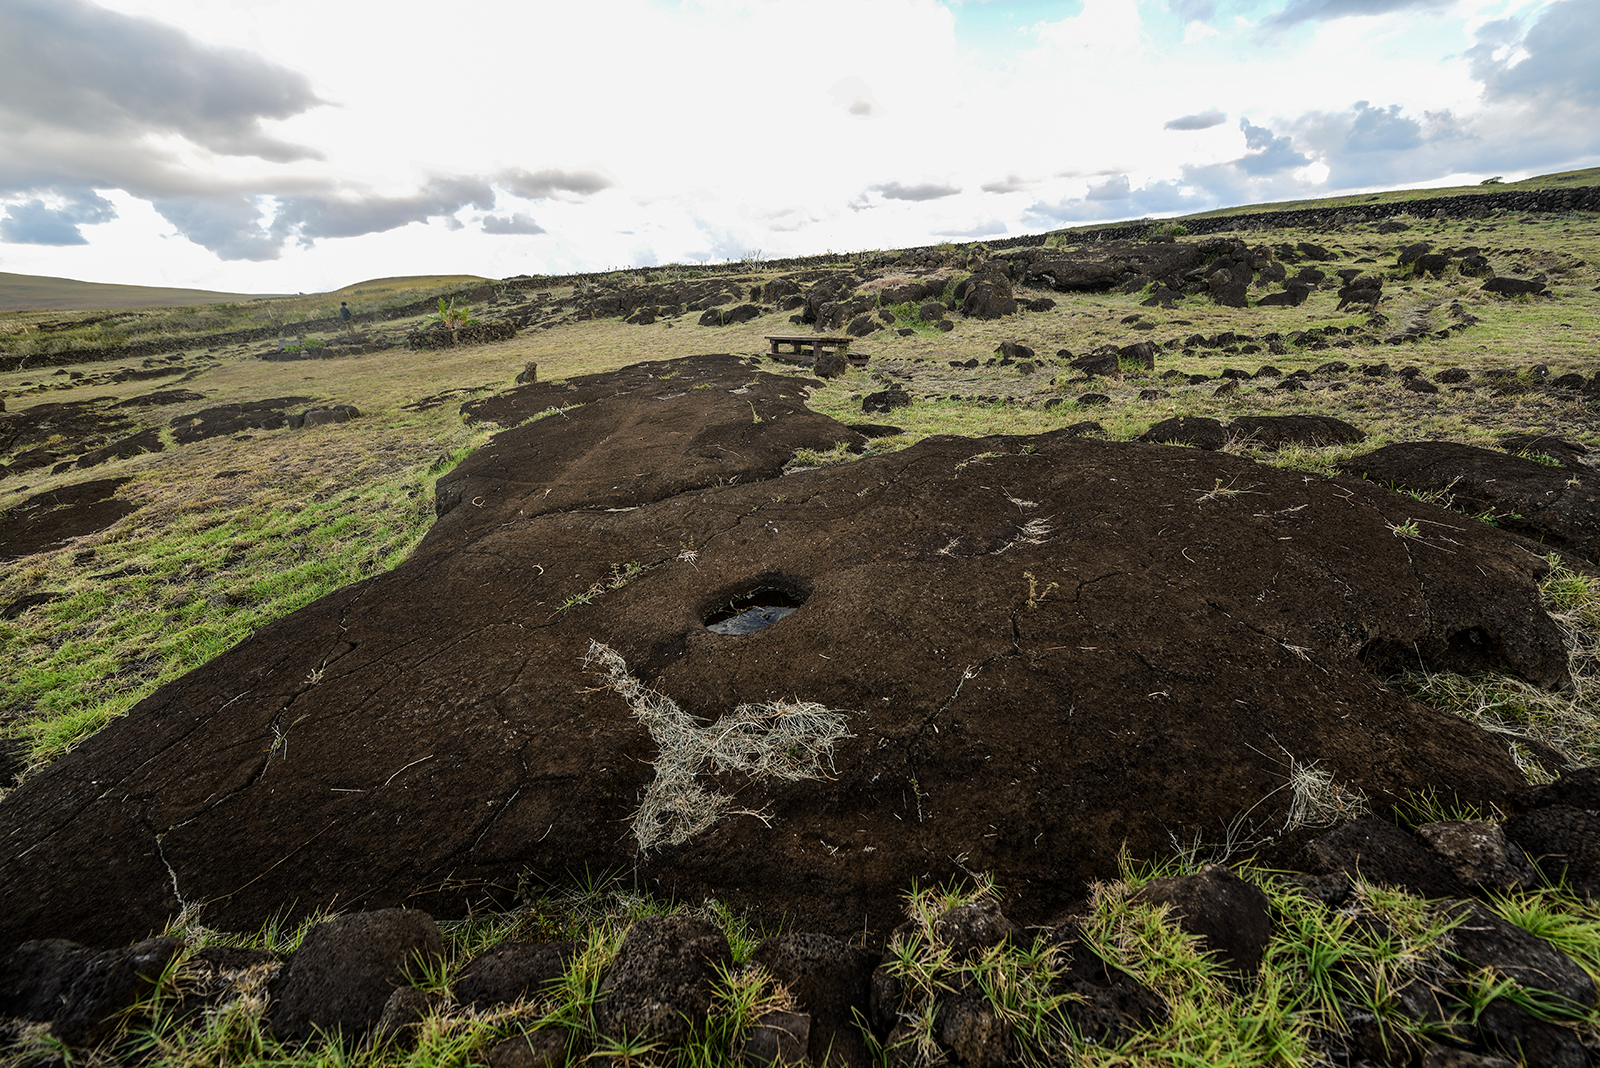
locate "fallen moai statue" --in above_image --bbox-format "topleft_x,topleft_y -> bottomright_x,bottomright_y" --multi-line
0,354 -> 1567,951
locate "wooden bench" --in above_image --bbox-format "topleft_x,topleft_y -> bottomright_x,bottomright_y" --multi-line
765,334 -> 853,361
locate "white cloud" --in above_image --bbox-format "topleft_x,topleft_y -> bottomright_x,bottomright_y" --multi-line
2,0 -> 1595,291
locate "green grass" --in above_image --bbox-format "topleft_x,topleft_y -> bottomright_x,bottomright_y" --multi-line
21,852 -> 1588,1068
0,426 -> 482,771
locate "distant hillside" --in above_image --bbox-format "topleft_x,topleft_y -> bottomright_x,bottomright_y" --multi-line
0,272 -> 284,313
332,275 -> 488,297
1175,166 -> 1600,222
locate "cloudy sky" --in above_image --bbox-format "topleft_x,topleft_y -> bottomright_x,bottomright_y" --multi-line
0,0 -> 1594,294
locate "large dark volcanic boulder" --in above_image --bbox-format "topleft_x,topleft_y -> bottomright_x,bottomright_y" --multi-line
0,356 -> 1561,950
1340,442 -> 1600,565
1016,241 -> 1203,293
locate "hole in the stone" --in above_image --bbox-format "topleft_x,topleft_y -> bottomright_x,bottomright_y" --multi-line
704,586 -> 806,635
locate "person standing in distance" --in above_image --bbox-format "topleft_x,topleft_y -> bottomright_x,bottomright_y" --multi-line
340,301 -> 354,335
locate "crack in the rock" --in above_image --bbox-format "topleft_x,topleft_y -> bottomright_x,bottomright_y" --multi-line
151,824 -> 200,922
1234,617 -> 1331,675
1064,569 -> 1127,609
913,653 -> 1011,745
469,787 -> 522,858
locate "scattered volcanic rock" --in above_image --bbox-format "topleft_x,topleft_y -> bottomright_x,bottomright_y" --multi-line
1481,278 -> 1547,297
169,397 -> 315,444
957,272 -> 1017,319
1498,434 -> 1590,469
268,909 -> 444,1043
1012,240 -> 1204,293
1,399 -> 135,468
1140,416 -> 1226,451
73,427 -> 164,470
1128,865 -> 1273,977
112,389 -> 207,408
0,355 -> 1560,951
0,936 -> 181,1046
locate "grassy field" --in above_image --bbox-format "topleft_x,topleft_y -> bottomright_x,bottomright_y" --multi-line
0,275 -> 492,361
2,183 -> 1599,1066
0,271 -> 288,314
1113,166 -> 1600,224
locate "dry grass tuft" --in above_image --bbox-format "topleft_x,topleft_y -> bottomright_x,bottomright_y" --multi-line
1284,757 -> 1373,831
584,641 -> 855,852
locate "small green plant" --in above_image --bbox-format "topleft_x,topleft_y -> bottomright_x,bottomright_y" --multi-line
878,874 -> 1080,1068
427,297 -> 480,341
954,450 -> 1001,472
586,1030 -> 665,1066
706,899 -> 766,964
559,561 -> 649,612
1387,518 -> 1423,538
1196,477 -> 1257,503
1391,786 -> 1490,829
787,442 -> 854,469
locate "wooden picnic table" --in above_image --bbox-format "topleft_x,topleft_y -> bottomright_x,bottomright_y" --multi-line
765,334 -> 852,361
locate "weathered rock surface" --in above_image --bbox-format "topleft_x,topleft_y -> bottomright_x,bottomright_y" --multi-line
1504,806 -> 1600,898
1227,415 -> 1364,450
1140,415 -> 1226,451
1128,865 -> 1273,976
168,396 -> 316,443
1416,820 -> 1537,892
1140,414 -> 1362,453
594,914 -> 729,1045
453,941 -> 575,1010
72,426 -> 164,470
1011,240 -> 1204,294
0,936 -> 180,1046
0,354 -> 1562,949
957,273 -> 1017,319
0,477 -> 138,558
1302,819 -> 1469,899
751,932 -> 878,1067
1,398 -> 136,465
1339,441 -> 1600,565
268,909 -> 444,1043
